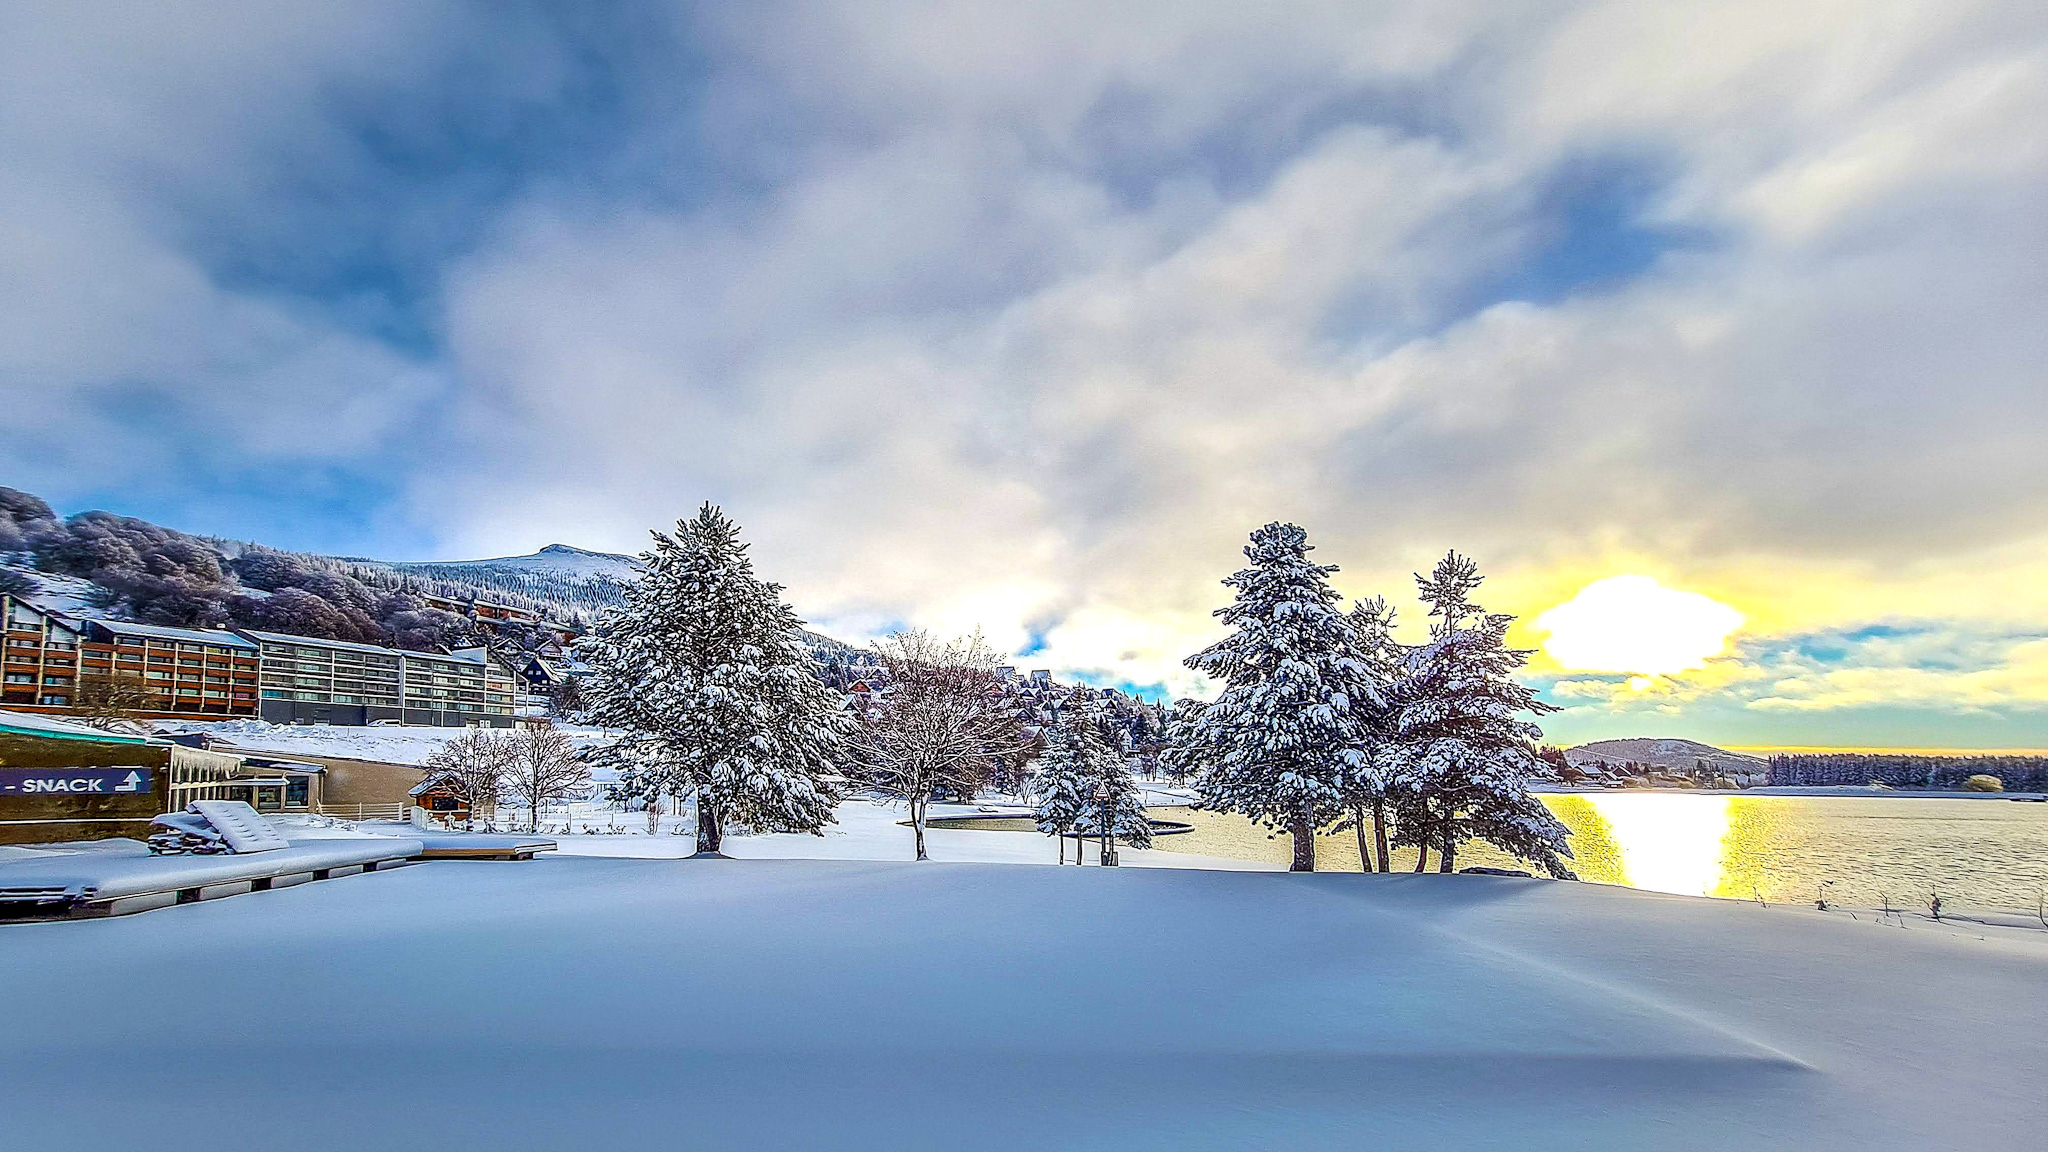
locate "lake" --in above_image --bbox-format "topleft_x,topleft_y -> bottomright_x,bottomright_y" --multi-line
1032,794 -> 2048,914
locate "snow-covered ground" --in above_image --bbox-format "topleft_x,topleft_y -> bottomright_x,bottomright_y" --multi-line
154,719 -> 613,765
280,795 -> 1276,871
3,855 -> 2042,1151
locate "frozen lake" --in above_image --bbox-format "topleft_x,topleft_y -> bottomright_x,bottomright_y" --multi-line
1131,795 -> 2048,914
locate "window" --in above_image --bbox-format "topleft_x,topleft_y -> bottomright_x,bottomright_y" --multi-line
43,675 -> 73,687
39,694 -> 68,706
4,673 -> 32,684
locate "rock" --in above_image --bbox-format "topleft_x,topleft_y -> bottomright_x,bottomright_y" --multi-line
1961,774 -> 2005,792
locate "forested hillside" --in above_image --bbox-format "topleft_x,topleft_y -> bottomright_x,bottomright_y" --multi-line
0,486 -> 869,665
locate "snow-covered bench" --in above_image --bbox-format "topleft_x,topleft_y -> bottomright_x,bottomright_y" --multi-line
0,836 -> 424,919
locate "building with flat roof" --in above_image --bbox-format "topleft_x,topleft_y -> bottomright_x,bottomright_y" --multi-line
242,631 -> 518,727
1,593 -> 260,720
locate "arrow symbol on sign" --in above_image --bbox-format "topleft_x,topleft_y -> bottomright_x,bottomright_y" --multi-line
116,771 -> 143,793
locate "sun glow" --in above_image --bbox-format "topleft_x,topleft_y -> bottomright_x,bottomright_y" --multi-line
1537,575 -> 1744,676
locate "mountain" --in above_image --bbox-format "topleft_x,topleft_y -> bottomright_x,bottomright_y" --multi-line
391,543 -> 639,582
1564,738 -> 1768,775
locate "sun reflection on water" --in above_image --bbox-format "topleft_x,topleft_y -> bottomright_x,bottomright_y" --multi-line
1563,794 -> 1733,897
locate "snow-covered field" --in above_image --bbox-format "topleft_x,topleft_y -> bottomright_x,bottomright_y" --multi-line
286,795 -> 1274,871
3,856 -> 2042,1151
155,719 -> 612,765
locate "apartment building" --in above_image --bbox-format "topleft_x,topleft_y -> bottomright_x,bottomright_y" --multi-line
243,630 -> 517,727
1,593 -> 259,719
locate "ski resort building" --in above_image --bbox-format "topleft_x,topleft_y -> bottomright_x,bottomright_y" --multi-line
2,591 -> 260,719
245,631 -> 519,727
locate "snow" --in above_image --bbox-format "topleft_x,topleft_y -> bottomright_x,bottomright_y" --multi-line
1,854 -> 2042,1150
0,836 -> 420,901
276,797 -> 1276,871
392,542 -> 637,581
1,565 -> 102,617
154,719 -> 612,766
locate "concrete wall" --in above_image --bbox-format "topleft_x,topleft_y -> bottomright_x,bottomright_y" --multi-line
224,751 -> 427,809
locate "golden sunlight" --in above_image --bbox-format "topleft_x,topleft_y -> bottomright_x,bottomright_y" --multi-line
1536,574 -> 1744,676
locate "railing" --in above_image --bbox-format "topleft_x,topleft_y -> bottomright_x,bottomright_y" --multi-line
317,802 -> 409,822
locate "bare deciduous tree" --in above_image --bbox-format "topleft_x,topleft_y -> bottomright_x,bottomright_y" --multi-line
506,721 -> 591,832
72,671 -> 159,729
848,629 -> 1028,861
424,727 -> 516,829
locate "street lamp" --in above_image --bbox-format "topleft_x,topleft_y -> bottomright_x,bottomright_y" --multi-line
1093,784 -> 1116,866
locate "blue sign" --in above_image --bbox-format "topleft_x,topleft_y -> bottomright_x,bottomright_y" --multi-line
0,767 -> 154,796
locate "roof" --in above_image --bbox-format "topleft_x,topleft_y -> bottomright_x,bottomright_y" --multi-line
408,770 -> 462,797
237,630 -> 400,657
0,709 -> 154,744
87,619 -> 258,650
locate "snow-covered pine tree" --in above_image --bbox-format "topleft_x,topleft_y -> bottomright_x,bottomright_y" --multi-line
1334,595 -> 1402,871
582,504 -> 849,856
1157,698 -> 1210,788
1176,522 -> 1381,872
1071,704 -> 1153,861
1386,551 -> 1575,878
1032,719 -> 1093,864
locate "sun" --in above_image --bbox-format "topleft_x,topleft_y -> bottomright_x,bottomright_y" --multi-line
1536,575 -> 1744,676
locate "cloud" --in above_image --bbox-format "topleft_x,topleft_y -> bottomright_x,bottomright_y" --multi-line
4,2 -> 2047,740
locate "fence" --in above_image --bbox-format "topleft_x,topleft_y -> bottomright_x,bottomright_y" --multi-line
316,802 -> 409,822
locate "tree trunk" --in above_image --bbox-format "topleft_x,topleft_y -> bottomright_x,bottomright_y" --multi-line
1438,831 -> 1456,873
1372,797 -> 1392,873
913,796 -> 929,861
1057,830 -> 1065,864
694,795 -> 724,856
1289,812 -> 1316,872
1352,805 -> 1372,872
1413,838 -> 1429,872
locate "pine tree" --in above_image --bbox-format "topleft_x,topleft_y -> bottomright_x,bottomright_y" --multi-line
1175,522 -> 1382,872
1072,739 -> 1153,862
583,505 -> 849,856
1334,595 -> 1402,871
1387,552 -> 1574,878
1032,719 -> 1093,863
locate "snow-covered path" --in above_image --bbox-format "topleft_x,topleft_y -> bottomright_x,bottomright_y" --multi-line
3,858 -> 2041,1151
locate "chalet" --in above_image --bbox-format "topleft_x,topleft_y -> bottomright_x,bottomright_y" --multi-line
408,771 -> 480,824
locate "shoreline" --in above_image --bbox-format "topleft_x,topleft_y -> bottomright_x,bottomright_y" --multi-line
1531,784 -> 2046,800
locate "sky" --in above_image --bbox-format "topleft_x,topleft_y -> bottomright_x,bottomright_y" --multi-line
2,1 -> 2046,750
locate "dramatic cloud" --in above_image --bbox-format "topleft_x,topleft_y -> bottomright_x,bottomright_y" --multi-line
3,1 -> 2045,745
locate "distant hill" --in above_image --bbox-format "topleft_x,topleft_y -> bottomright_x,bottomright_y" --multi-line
333,543 -> 642,622
0,484 -> 867,661
392,543 -> 638,582
1564,738 -> 1768,775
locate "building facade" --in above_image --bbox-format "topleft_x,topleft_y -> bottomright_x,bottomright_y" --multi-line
244,631 -> 517,727
2,593 -> 260,720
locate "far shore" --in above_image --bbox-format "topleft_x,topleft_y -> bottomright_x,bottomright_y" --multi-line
1530,784 -> 2046,799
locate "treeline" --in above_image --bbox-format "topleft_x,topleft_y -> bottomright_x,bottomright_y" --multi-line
1769,754 -> 2048,792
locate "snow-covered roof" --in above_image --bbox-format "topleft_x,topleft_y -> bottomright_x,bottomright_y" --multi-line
0,709 -> 154,744
237,629 -> 400,657
88,619 -> 257,650
408,771 -> 462,797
